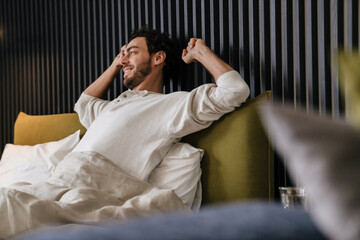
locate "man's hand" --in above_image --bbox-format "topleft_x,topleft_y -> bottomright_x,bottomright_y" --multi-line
111,45 -> 127,71
84,45 -> 127,98
182,38 -> 209,64
182,38 -> 233,82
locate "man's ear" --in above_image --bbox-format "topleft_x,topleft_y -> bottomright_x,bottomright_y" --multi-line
153,51 -> 166,66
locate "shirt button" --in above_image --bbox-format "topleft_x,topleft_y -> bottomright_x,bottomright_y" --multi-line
123,94 -> 127,98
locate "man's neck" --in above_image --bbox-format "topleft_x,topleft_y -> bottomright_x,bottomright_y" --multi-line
132,71 -> 163,93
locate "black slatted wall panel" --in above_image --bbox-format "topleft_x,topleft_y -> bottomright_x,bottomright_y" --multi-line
0,0 -> 359,187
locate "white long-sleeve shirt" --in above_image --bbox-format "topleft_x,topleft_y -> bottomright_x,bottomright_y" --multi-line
73,70 -> 250,180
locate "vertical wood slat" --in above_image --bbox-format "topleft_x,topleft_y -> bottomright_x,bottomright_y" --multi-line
239,0 -> 245,78
35,0 -> 40,114
248,0 -> 255,98
2,0 -> 8,148
5,0 -> 11,146
331,0 -> 340,119
317,0 -> 327,117
293,0 -> 301,110
343,0 -> 353,119
305,0 -> 313,113
270,0 -> 277,99
0,0 -> 359,188
259,0 -> 266,93
281,0 -> 288,104
0,0 -> 3,155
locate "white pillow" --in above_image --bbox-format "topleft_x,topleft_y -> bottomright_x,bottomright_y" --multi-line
148,142 -> 203,210
0,130 -> 80,188
260,103 -> 360,240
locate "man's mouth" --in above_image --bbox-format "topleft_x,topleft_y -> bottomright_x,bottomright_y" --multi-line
123,67 -> 133,75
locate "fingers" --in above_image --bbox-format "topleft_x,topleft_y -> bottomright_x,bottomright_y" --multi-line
182,49 -> 187,58
112,45 -> 127,69
183,38 -> 203,64
183,38 -> 197,64
182,49 -> 190,64
114,45 -> 127,60
118,45 -> 127,61
185,38 -> 197,57
182,49 -> 195,64
187,38 -> 197,50
120,45 -> 127,57
185,38 -> 205,52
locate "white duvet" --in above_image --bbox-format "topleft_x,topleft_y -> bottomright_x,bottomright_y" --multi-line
0,151 -> 186,239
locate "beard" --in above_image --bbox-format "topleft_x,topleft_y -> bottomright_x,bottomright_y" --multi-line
123,59 -> 152,89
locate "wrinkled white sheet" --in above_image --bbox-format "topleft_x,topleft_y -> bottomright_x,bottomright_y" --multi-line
0,152 -> 186,239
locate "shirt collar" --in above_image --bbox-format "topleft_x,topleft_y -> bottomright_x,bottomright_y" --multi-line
128,89 -> 149,97
127,89 -> 164,97
117,89 -> 148,98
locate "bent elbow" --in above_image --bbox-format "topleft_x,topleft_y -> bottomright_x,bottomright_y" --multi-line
240,82 -> 250,103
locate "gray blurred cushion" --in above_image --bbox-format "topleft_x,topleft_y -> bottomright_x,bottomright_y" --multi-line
13,203 -> 325,240
260,103 -> 360,240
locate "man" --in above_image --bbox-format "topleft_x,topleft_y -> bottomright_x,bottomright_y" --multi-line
72,26 -> 250,181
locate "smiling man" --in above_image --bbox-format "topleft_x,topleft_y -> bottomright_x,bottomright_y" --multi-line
121,37 -> 158,91
72,25 -> 250,182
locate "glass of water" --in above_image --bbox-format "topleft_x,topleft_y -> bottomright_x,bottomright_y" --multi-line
279,187 -> 307,211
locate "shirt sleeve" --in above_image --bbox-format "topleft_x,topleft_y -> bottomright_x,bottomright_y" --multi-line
74,93 -> 111,129
168,70 -> 250,137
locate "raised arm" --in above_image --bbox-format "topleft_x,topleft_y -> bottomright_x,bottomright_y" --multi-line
182,38 -> 233,83
84,45 -> 126,98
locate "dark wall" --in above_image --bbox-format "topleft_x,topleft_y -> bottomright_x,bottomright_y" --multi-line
0,0 -> 359,187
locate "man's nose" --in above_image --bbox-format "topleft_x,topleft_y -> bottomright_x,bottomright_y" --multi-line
121,53 -> 129,65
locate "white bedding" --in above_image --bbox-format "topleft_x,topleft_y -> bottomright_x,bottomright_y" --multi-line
0,151 -> 186,239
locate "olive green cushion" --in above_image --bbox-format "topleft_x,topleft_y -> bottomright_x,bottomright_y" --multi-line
14,112 -> 86,145
183,91 -> 274,205
339,52 -> 360,128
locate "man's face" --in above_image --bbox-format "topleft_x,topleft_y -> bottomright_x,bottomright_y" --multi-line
121,37 -> 152,89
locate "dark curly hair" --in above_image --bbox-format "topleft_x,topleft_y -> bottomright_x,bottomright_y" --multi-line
130,25 -> 179,85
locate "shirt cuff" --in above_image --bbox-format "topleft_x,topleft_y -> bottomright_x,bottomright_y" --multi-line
216,70 -> 244,87
74,93 -> 97,111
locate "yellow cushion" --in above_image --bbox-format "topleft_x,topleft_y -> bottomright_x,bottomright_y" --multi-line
339,52 -> 360,127
183,91 -> 274,205
14,112 -> 86,145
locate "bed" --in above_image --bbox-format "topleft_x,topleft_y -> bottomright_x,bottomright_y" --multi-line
0,91 -> 287,239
